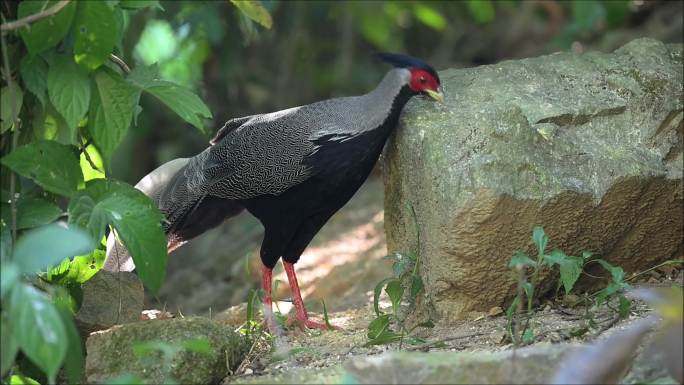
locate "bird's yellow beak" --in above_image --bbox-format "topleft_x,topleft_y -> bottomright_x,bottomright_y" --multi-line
425,88 -> 444,103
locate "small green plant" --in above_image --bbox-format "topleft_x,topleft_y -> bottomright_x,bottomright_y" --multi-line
366,204 -> 434,347
506,226 -> 632,345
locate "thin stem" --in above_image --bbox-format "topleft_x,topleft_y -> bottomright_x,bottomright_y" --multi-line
1,0 -> 70,32
109,53 -> 130,74
1,25 -> 20,243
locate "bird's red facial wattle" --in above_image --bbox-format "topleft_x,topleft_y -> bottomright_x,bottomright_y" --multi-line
408,68 -> 444,102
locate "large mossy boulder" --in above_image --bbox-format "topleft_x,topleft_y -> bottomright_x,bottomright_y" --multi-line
85,317 -> 250,384
384,38 -> 683,320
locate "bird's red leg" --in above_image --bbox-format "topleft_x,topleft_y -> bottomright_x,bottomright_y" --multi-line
260,265 -> 279,334
283,261 -> 337,330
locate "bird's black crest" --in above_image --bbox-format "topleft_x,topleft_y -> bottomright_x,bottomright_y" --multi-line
375,52 -> 440,83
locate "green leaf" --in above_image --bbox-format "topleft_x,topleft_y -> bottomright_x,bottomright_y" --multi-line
321,300 -> 333,329
367,314 -> 392,340
17,0 -> 77,55
559,255 -> 583,295
73,1 -> 117,70
372,277 -> 394,316
509,251 -> 536,269
618,296 -> 631,319
80,144 -> 106,182
0,263 -> 19,300
54,300 -> 83,384
13,224 -> 94,274
145,80 -> 212,132
384,279 -> 404,314
20,55 -> 49,106
410,274 -> 423,298
466,0 -> 495,24
1,140 -> 83,196
127,63 -> 160,89
9,283 -> 67,382
230,0 -> 272,29
531,226 -> 548,256
1,314 -> 19,376
543,249 -> 567,266
582,250 -> 593,260
68,179 -> 167,293
88,68 -> 137,164
47,55 -> 91,129
47,249 -> 105,285
9,375 -> 40,385
16,198 -> 62,229
1,82 -> 23,134
413,4 -> 446,30
365,330 -> 402,346
119,0 -> 164,10
595,259 -> 625,283
522,327 -> 535,344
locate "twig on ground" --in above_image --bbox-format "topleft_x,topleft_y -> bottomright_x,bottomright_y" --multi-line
1,0 -> 70,32
405,332 -> 488,351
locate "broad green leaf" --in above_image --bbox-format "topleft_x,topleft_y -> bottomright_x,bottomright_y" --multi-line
0,263 -> 19,300
16,198 -> 62,229
20,55 -> 48,106
145,80 -> 212,132
119,0 -> 164,10
531,226 -> 548,256
68,179 -> 167,293
1,82 -> 23,134
73,1 -> 117,70
47,55 -> 91,129
9,283 -> 67,382
372,277 -> 396,316
365,330 -> 402,346
88,68 -> 137,164
54,300 -> 84,384
595,259 -> 625,283
413,4 -> 446,30
410,274 -> 423,298
127,63 -> 160,89
13,224 -> 94,274
31,102 -> 75,144
1,140 -> 83,196
17,0 -> 77,55
385,280 -> 404,313
0,140 -> 83,196
80,144 -> 106,182
466,0 -> 495,24
47,249 -> 105,285
559,255 -> 583,294
543,249 -> 567,266
230,0 -> 272,29
509,251 -> 536,269
367,314 -> 392,340
1,315 -> 18,377
9,375 -> 40,385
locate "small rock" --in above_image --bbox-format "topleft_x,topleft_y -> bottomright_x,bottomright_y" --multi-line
141,309 -> 174,320
244,368 -> 253,375
489,330 -> 507,344
75,270 -> 143,336
488,306 -> 503,317
85,317 -> 250,384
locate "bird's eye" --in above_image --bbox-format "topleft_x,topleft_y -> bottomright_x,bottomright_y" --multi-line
419,76 -> 427,84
